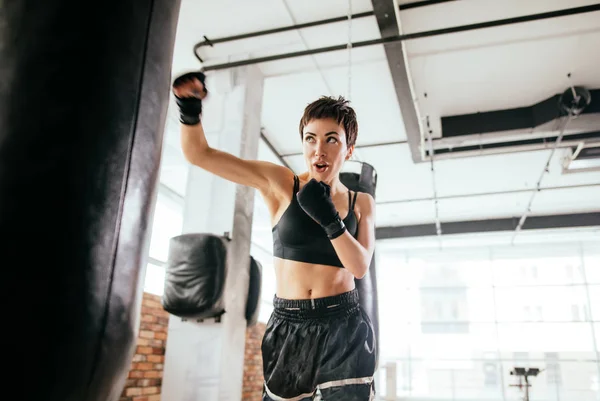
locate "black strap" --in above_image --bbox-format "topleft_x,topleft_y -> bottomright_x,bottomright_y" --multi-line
351,191 -> 358,210
293,175 -> 299,196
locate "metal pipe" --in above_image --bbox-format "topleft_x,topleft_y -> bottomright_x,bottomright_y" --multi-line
193,0 -> 456,52
260,129 -> 293,170
194,12 -> 373,51
200,4 -> 600,71
510,115 -> 573,245
425,116 -> 442,238
280,140 -> 408,157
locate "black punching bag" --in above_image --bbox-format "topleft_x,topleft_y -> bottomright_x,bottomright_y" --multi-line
0,2 -> 181,400
340,161 -> 380,369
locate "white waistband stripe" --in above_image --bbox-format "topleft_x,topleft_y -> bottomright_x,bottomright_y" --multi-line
264,376 -> 374,400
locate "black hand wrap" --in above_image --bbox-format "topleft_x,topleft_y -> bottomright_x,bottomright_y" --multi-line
172,71 -> 208,125
297,179 -> 347,240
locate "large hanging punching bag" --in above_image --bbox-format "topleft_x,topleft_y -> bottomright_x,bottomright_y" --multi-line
340,161 -> 380,369
0,2 -> 181,400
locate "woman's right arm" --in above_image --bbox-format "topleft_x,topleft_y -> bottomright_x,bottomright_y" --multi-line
174,72 -> 289,196
181,122 -> 287,195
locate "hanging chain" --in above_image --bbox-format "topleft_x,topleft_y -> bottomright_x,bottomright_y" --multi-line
347,0 -> 353,100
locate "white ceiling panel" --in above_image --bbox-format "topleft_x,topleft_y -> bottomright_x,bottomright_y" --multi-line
376,200 -> 437,227
320,59 -> 407,145
539,147 -> 600,187
283,0 -> 373,23
295,17 -> 381,50
398,0 -> 599,39
253,54 -> 327,77
530,185 -> 600,215
312,44 -> 387,70
437,191 -> 532,223
261,71 -> 330,154
399,0 -> 600,138
433,149 -> 553,197
281,154 -> 307,174
358,144 -> 435,202
178,0 -> 292,41
173,0 -> 294,74
407,30 -> 600,126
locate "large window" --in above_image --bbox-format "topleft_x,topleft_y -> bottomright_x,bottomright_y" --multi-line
376,237 -> 600,401
143,186 -> 184,296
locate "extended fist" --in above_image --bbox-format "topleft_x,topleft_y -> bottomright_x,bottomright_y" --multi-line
172,71 -> 208,125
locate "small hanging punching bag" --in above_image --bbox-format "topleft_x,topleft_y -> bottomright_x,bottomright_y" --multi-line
340,161 -> 380,369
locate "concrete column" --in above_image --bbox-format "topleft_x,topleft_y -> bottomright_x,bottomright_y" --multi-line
385,361 -> 397,400
161,65 -> 264,401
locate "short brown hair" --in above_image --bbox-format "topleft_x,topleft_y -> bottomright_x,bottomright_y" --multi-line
298,96 -> 358,147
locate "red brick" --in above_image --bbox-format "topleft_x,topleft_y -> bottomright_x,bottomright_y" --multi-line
142,386 -> 159,395
144,370 -> 162,379
141,314 -> 157,323
135,362 -> 153,371
147,355 -> 164,363
139,330 -> 154,339
126,387 -> 142,396
129,370 -> 144,379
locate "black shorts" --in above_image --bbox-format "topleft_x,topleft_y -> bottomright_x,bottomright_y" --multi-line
261,289 -> 376,401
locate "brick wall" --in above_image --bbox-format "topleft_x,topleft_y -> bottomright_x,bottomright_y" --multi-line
120,292 -> 266,401
120,292 -> 169,401
242,322 -> 267,401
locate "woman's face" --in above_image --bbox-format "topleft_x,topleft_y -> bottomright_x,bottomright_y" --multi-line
302,118 -> 354,181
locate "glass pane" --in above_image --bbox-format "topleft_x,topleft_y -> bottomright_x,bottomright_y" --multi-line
587,285 -> 600,321
496,322 -> 595,354
406,358 -> 504,400
407,322 -> 498,361
148,192 -> 183,262
405,256 -> 494,288
492,255 -> 585,286
584,255 -> 600,284
494,285 -> 590,322
419,287 -> 495,323
144,263 -> 166,296
379,322 -> 411,359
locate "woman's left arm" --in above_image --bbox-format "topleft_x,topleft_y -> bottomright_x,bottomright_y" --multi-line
331,192 -> 376,279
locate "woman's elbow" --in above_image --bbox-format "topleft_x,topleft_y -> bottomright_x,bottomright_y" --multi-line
182,143 -> 209,167
352,265 -> 369,280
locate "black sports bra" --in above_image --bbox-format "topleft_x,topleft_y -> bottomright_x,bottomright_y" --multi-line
272,175 -> 358,268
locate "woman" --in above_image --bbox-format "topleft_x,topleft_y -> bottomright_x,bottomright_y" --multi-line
172,71 -> 377,400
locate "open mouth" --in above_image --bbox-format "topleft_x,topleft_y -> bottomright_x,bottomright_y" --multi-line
314,162 -> 329,173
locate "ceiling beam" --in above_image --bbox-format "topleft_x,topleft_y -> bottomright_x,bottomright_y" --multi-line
376,212 -> 600,239
370,0 -> 423,163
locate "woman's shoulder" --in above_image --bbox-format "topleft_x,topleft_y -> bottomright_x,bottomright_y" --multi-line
353,191 -> 375,221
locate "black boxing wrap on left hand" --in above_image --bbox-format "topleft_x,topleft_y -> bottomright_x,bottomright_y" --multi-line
297,179 -> 347,239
